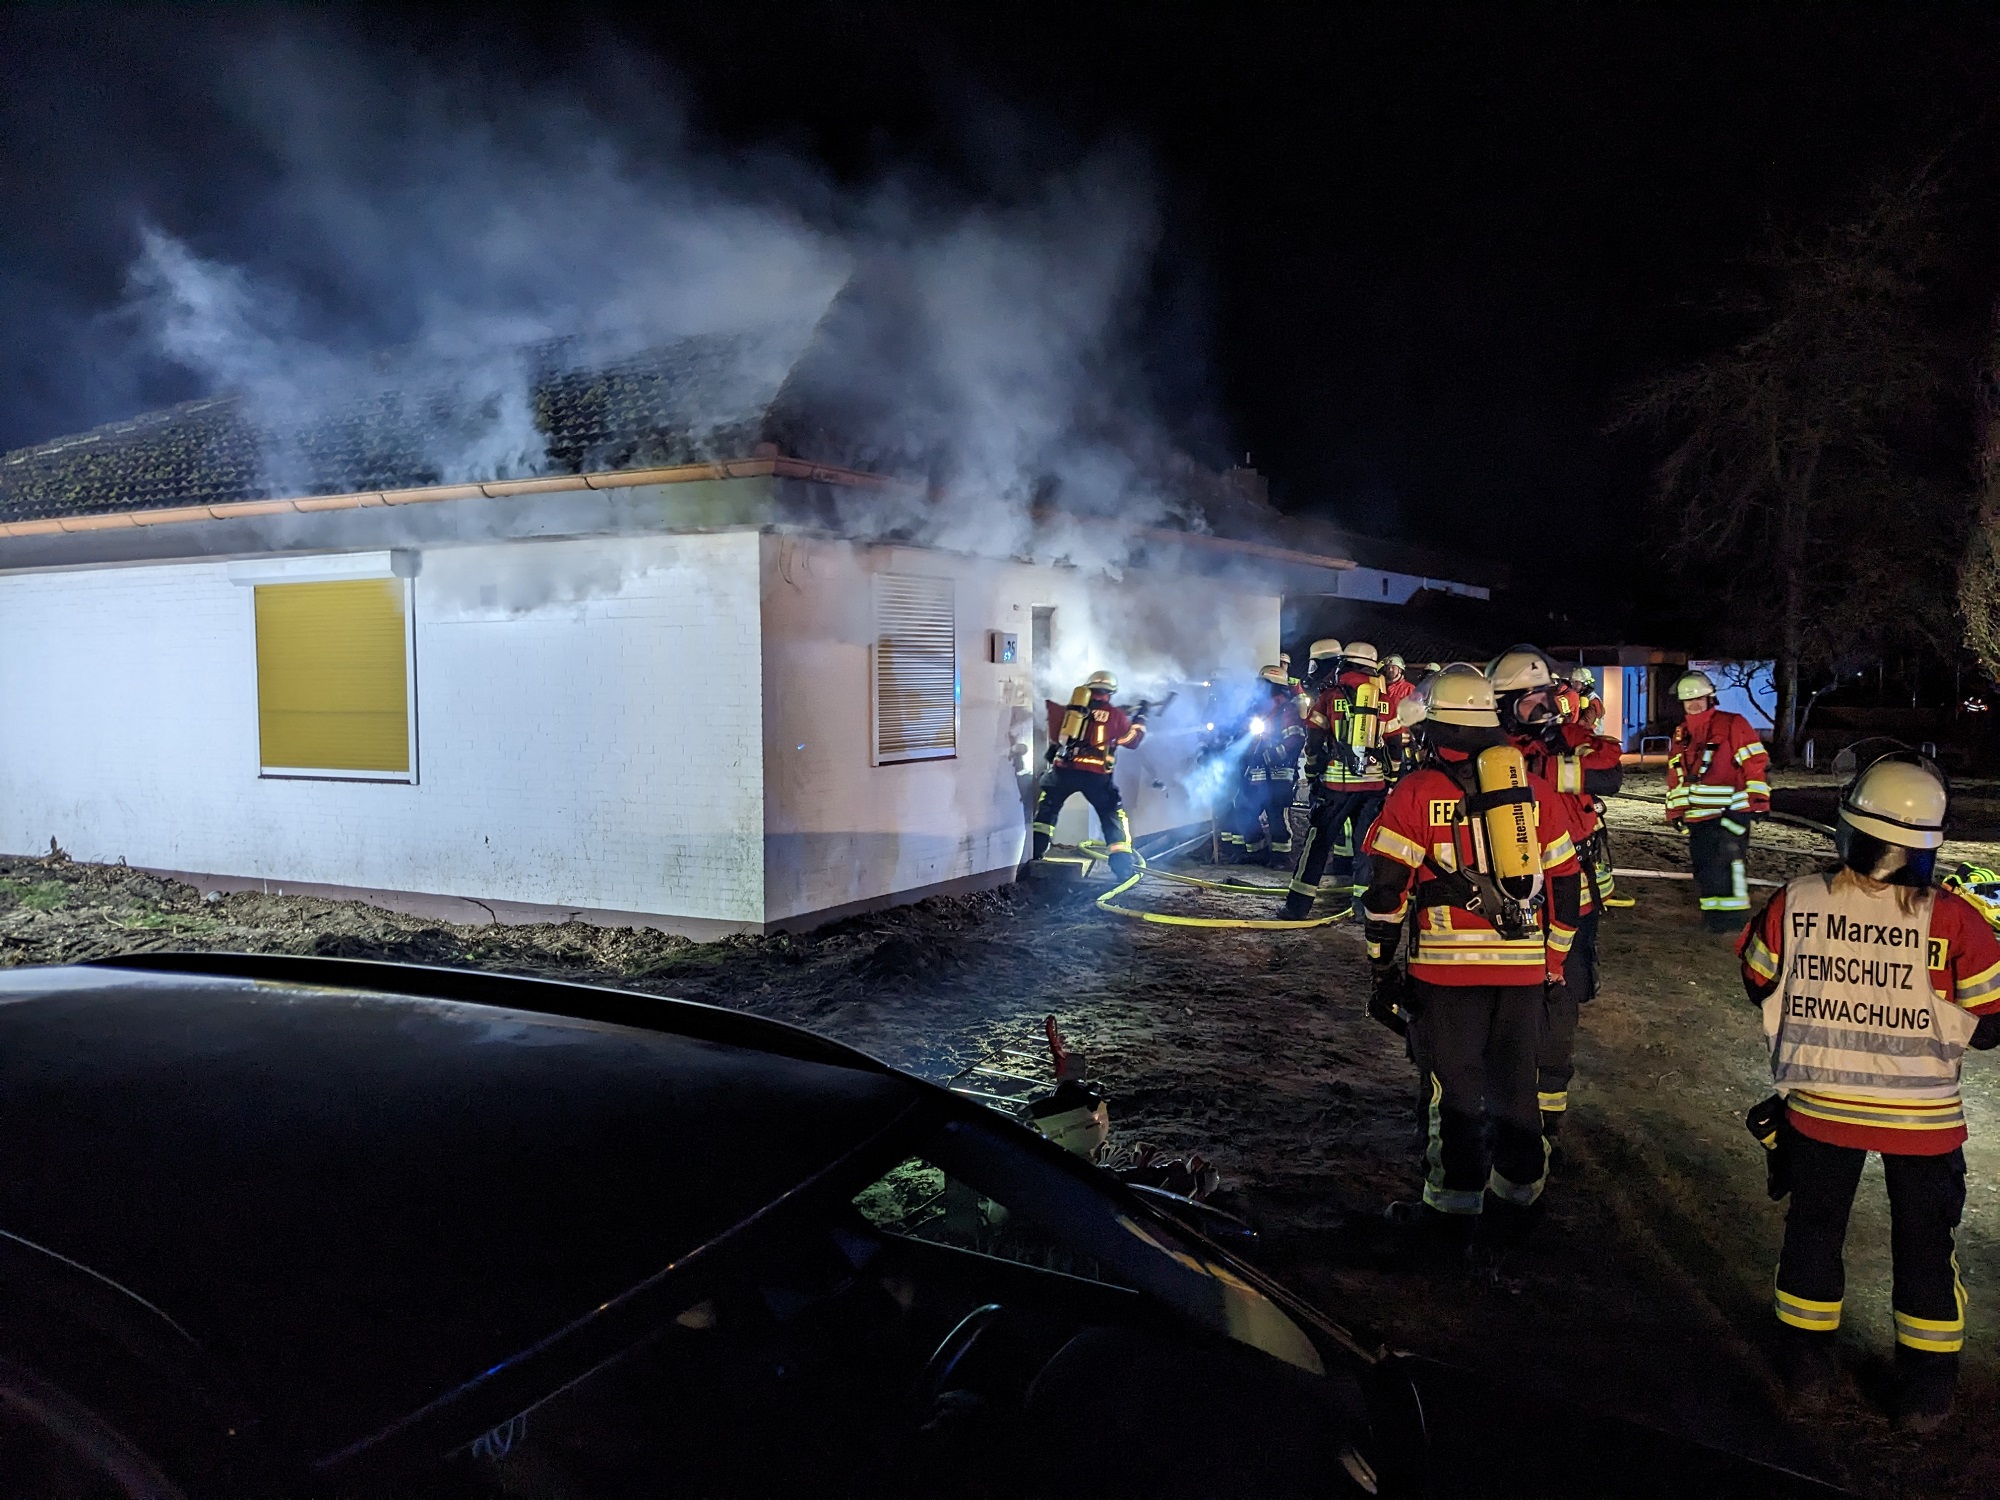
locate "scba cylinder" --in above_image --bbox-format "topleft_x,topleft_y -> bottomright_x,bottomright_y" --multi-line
1059,686 -> 1091,745
1473,743 -> 1541,898
1346,678 -> 1383,752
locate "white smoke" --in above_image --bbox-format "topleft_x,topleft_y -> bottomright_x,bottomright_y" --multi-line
111,23 -> 1201,586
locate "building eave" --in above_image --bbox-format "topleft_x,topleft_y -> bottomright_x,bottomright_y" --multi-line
0,455 -> 907,540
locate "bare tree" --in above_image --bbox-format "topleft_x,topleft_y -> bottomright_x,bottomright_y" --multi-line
1614,175 -> 1961,763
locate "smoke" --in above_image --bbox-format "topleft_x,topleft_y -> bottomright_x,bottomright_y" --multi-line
86,21 -> 1204,582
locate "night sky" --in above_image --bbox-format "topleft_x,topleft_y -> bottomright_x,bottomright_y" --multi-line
5,4 -> 1997,636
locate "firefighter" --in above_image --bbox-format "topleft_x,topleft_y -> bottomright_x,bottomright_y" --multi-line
1245,664 -> 1305,867
1282,641 -> 1392,921
1490,646 -> 1624,1142
1739,753 -> 2000,1429
1569,666 -> 1606,734
1666,669 -> 1770,932
1381,653 -> 1418,778
1362,664 -> 1584,1260
1033,671 -> 1147,879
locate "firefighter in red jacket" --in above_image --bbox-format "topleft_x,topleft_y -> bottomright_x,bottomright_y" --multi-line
1666,670 -> 1771,932
1381,653 -> 1418,777
1033,671 -> 1147,879
1282,642 -> 1392,921
1361,664 -> 1584,1261
1490,646 -> 1624,1142
1564,666 -> 1606,734
1738,753 -> 2000,1429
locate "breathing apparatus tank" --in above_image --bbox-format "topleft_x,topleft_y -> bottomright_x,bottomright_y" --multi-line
1346,675 -> 1383,754
1058,686 -> 1091,747
1462,742 -> 1545,935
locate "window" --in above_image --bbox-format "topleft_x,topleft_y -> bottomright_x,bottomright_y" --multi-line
253,577 -> 416,780
872,574 -> 956,764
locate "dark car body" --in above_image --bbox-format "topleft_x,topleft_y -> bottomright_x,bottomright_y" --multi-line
0,954 -> 1841,1498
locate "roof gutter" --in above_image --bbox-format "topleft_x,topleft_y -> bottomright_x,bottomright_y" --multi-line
0,455 -> 903,540
0,454 -> 1359,575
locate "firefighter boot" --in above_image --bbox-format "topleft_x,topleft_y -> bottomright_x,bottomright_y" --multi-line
1774,1326 -> 1841,1414
1281,892 -> 1315,922
1469,1194 -> 1542,1283
1895,1347 -> 1958,1435
1380,1201 -> 1474,1272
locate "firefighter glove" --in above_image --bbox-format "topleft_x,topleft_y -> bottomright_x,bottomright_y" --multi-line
1368,964 -> 1413,1036
1745,1094 -> 1792,1200
1972,1013 -> 2000,1051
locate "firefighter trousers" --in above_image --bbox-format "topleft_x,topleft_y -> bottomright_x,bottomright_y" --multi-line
1033,768 -> 1134,873
1222,772 -> 1267,861
1257,775 -> 1297,856
1774,1125 -> 1967,1358
1287,788 -> 1385,902
1536,982 -> 1579,1137
1686,818 -> 1750,921
1411,982 -> 1548,1216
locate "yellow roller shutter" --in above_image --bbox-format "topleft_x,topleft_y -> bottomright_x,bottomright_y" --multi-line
254,578 -> 412,775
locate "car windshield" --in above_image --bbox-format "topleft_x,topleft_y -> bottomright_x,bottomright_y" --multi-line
414,1106 -> 1365,1499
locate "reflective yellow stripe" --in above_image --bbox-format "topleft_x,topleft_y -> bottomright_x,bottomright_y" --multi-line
1786,1091 -> 1966,1132
1032,821 -> 1056,835
1735,741 -> 1767,764
1371,826 -> 1426,868
1540,831 -> 1576,867
1775,1285 -> 1842,1332
1546,926 -> 1576,952
1743,933 -> 1779,981
1538,1090 -> 1568,1113
1488,1166 -> 1545,1206
1956,959 -> 2000,1002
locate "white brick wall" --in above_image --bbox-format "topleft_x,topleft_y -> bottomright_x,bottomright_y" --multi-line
0,531 -> 767,922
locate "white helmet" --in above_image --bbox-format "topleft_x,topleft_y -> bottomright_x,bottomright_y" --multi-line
1085,670 -> 1117,693
1842,756 -> 1947,851
1342,641 -> 1380,668
1421,663 -> 1500,728
1258,664 -> 1288,687
1384,653 -> 1406,673
1571,666 -> 1597,690
1487,645 -> 1554,693
1674,670 -> 1717,702
1308,638 -> 1342,662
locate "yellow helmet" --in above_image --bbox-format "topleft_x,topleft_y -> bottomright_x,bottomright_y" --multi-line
1571,666 -> 1596,690
1422,663 -> 1500,728
1487,645 -> 1553,693
1842,756 -> 1947,851
1674,670 -> 1717,702
1085,670 -> 1118,693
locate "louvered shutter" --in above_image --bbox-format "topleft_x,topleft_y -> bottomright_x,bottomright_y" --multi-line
873,575 -> 957,764
254,578 -> 415,778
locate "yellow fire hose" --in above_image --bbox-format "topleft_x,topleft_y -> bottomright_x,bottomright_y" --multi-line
1072,839 -> 1350,929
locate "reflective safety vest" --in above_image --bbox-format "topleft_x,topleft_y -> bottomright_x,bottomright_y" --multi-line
1763,879 -> 1975,1122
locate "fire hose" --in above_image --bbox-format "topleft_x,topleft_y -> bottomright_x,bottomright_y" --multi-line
1071,837 -> 1350,929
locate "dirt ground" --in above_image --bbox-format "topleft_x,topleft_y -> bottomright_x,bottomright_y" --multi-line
6,774 -> 2000,1496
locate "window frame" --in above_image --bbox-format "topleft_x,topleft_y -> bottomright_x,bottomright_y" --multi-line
234,559 -> 421,785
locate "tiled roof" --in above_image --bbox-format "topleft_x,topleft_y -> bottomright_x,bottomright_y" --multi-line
0,325 -> 817,525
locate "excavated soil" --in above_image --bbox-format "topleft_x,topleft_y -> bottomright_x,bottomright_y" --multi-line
6,775 -> 2000,1496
